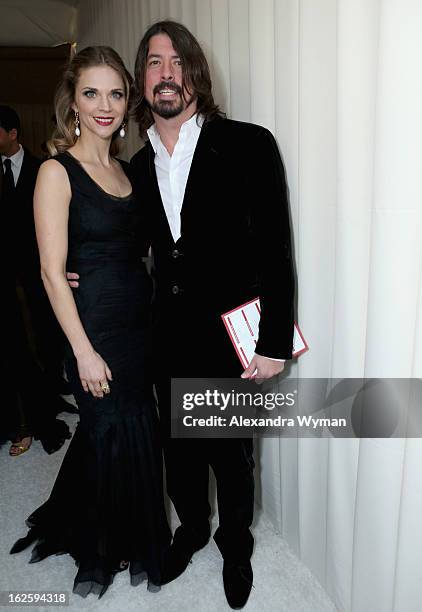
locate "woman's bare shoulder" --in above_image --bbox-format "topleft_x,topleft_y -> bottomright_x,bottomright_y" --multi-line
38,157 -> 68,179
35,157 -> 71,203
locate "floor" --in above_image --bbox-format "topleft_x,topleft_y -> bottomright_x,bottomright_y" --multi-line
0,410 -> 337,612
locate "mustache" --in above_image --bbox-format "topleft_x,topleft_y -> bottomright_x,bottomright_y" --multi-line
153,81 -> 183,96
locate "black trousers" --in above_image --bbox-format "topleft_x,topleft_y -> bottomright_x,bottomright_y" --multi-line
155,375 -> 255,563
4,285 -> 70,452
152,300 -> 257,561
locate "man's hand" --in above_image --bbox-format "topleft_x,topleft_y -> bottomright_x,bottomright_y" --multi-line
241,354 -> 285,384
66,271 -> 80,288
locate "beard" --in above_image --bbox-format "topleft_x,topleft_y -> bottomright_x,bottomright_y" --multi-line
151,97 -> 184,119
148,81 -> 192,119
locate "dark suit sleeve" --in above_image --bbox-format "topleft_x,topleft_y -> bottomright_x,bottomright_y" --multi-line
250,128 -> 295,359
15,151 -> 42,282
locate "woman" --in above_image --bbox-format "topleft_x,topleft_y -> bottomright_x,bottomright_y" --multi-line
10,46 -> 171,598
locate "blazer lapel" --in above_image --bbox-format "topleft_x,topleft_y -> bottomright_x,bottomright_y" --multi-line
179,122 -> 219,231
146,119 -> 220,243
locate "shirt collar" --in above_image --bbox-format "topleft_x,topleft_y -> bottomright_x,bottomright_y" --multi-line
1,143 -> 24,167
147,113 -> 204,154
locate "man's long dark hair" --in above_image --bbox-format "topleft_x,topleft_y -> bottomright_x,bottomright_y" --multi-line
133,20 -> 224,137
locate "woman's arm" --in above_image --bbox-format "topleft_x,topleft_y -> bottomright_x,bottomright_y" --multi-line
34,159 -> 112,398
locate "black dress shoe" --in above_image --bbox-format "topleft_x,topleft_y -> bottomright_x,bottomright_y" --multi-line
223,560 -> 253,609
162,529 -> 209,584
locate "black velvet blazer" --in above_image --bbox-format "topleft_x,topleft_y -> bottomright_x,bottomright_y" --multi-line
130,116 -> 295,363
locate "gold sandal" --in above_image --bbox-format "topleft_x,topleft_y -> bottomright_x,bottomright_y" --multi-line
9,437 -> 32,457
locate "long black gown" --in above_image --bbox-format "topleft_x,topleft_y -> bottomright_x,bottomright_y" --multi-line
10,151 -> 171,598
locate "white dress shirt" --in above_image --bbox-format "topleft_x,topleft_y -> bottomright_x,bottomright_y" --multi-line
147,114 -> 284,364
147,113 -> 203,243
1,144 -> 24,186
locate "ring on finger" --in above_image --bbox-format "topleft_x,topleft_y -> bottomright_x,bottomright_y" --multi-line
100,381 -> 110,394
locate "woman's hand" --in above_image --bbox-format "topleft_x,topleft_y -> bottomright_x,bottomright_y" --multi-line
76,348 -> 113,398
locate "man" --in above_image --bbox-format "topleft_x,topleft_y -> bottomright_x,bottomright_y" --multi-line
1,105 -> 69,397
2,106 -> 73,455
130,21 -> 295,609
1,105 -> 42,282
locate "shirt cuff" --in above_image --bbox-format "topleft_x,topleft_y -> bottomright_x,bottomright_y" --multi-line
255,353 -> 285,363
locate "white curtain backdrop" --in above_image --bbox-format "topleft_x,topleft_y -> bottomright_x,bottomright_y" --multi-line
0,0 -> 77,46
77,2 -> 422,611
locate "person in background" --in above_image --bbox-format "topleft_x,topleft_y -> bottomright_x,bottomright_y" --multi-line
1,105 -> 73,456
2,286 -> 72,456
1,106 -> 70,396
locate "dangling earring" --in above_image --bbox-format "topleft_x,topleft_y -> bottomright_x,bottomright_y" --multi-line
119,122 -> 126,138
74,110 -> 80,137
